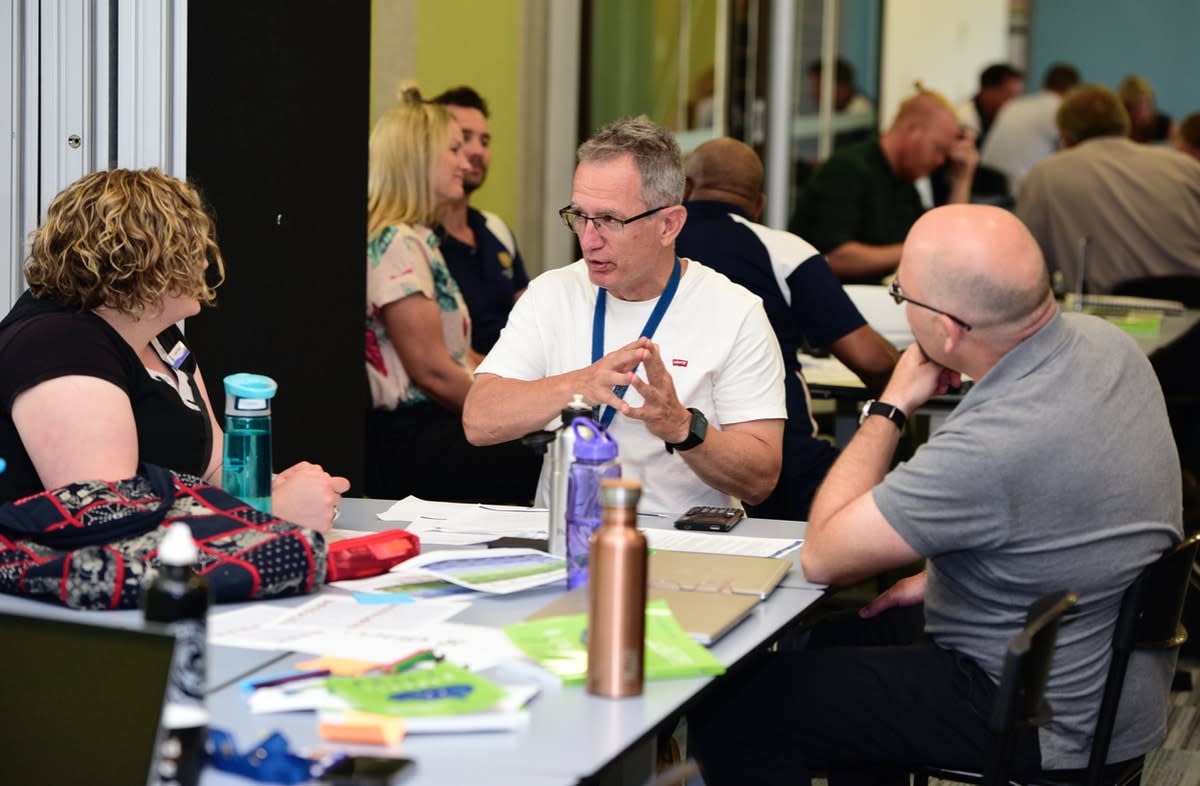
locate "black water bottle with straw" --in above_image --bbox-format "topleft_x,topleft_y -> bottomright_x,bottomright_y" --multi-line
143,522 -> 212,786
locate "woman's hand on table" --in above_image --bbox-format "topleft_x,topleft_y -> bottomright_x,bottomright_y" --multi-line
271,461 -> 351,532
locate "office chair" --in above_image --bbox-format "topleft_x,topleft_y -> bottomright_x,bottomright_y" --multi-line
1081,530 -> 1200,786
912,589 -> 1079,786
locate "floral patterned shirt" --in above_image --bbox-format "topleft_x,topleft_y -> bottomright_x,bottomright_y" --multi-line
366,223 -> 471,410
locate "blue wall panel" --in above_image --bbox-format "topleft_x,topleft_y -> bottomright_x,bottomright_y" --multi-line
1029,0 -> 1199,119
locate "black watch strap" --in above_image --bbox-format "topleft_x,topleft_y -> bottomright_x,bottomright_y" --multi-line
859,399 -> 907,431
665,408 -> 708,454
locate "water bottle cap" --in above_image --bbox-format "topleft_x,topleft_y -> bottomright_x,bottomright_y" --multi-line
158,522 -> 199,566
571,416 -> 618,461
599,478 -> 641,508
224,373 -> 277,416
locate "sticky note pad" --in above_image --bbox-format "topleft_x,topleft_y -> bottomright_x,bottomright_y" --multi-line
296,656 -> 380,676
318,711 -> 407,746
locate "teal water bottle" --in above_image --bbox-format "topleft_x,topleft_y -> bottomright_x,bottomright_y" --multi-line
222,373 -> 277,512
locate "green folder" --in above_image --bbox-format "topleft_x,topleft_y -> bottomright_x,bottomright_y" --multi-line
503,600 -> 726,684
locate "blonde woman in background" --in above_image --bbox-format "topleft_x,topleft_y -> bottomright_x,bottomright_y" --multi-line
365,86 -> 539,504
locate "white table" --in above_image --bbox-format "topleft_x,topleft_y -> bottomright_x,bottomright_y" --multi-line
197,499 -> 824,785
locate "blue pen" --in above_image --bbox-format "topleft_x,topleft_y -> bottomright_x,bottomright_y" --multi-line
389,684 -> 474,701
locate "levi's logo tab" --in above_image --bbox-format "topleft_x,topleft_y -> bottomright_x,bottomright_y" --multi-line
672,358 -> 688,367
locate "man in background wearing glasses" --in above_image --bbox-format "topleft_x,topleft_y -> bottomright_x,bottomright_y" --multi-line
696,204 -> 1181,783
463,116 -> 786,517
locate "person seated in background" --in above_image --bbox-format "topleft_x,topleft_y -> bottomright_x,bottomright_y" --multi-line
806,56 -> 874,117
0,169 -> 348,529
1119,74 -> 1175,145
789,88 -> 978,285
981,62 -> 1080,198
365,86 -> 540,505
677,137 -> 898,520
1178,112 -> 1200,162
956,62 -> 1024,150
464,116 -> 786,517
694,204 -> 1182,785
1016,84 -> 1200,295
430,86 -> 529,361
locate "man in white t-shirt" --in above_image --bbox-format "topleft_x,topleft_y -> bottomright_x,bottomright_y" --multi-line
463,117 -> 786,516
980,62 -> 1080,197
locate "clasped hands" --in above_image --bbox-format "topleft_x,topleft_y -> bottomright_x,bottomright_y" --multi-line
573,337 -> 692,445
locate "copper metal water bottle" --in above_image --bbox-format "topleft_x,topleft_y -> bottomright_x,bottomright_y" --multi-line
587,478 -> 647,697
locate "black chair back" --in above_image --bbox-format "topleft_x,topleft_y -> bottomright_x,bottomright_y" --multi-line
983,590 -> 1080,786
1111,275 -> 1200,309
1084,530 -> 1200,785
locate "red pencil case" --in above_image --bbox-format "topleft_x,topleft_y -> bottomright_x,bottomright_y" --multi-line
325,529 -> 420,582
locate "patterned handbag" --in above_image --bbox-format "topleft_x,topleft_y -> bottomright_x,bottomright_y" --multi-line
0,464 -> 327,610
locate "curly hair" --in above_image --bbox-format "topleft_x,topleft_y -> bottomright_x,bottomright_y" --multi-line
368,84 -> 457,235
25,168 -> 224,316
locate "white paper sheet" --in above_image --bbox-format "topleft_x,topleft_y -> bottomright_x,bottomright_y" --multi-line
208,596 -> 471,661
641,528 -> 802,559
376,496 -> 548,543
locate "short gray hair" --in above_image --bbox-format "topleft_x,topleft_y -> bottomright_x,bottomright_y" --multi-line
577,116 -> 685,208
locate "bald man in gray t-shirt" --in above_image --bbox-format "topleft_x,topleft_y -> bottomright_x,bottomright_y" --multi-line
696,204 -> 1181,785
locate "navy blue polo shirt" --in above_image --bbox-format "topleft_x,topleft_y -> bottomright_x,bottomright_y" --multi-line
676,200 -> 865,374
437,208 -> 529,354
677,200 -> 870,517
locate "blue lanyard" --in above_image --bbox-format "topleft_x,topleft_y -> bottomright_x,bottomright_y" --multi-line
591,256 -> 682,427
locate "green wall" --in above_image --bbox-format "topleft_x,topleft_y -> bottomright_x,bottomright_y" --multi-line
370,0 -> 524,229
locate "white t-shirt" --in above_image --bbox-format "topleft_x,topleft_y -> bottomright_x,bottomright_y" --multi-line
476,259 -> 787,516
980,91 -> 1063,197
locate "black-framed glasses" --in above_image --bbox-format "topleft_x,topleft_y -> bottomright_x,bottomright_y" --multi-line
889,279 -> 973,331
558,204 -> 668,236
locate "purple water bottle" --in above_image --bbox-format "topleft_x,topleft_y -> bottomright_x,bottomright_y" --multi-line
566,416 -> 620,589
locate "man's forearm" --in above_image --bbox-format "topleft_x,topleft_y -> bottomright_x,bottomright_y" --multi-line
824,241 -> 904,280
463,373 -> 582,445
677,422 -> 783,505
808,417 -> 900,531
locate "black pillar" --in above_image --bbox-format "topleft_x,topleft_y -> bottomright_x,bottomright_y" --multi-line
185,1 -> 370,491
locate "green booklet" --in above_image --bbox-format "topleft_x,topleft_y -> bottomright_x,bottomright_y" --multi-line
503,600 -> 726,685
326,662 -> 506,717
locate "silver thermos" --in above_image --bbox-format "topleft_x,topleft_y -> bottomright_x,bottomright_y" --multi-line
548,394 -> 593,557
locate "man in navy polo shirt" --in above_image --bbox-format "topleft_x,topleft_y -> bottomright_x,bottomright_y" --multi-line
431,86 -> 529,358
677,137 -> 899,520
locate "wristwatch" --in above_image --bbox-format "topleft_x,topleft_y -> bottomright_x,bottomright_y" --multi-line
859,399 -> 907,431
665,408 -> 708,454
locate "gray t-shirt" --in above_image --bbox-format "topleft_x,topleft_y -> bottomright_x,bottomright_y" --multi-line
874,311 -> 1182,769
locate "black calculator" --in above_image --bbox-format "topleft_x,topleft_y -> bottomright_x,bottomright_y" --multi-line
673,505 -> 746,532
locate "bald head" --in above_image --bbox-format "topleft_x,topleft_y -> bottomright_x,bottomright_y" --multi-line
881,90 -> 963,181
890,90 -> 956,131
684,137 -> 764,218
901,205 -> 1053,332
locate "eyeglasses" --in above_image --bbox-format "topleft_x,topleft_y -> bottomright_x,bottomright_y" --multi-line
889,279 -> 973,331
558,204 -> 668,236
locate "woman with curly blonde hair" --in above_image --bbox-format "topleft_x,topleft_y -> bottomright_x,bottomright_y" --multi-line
365,86 -> 538,504
0,168 -> 348,529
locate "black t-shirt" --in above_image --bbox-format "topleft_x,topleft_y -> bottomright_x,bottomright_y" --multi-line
0,292 -> 212,502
